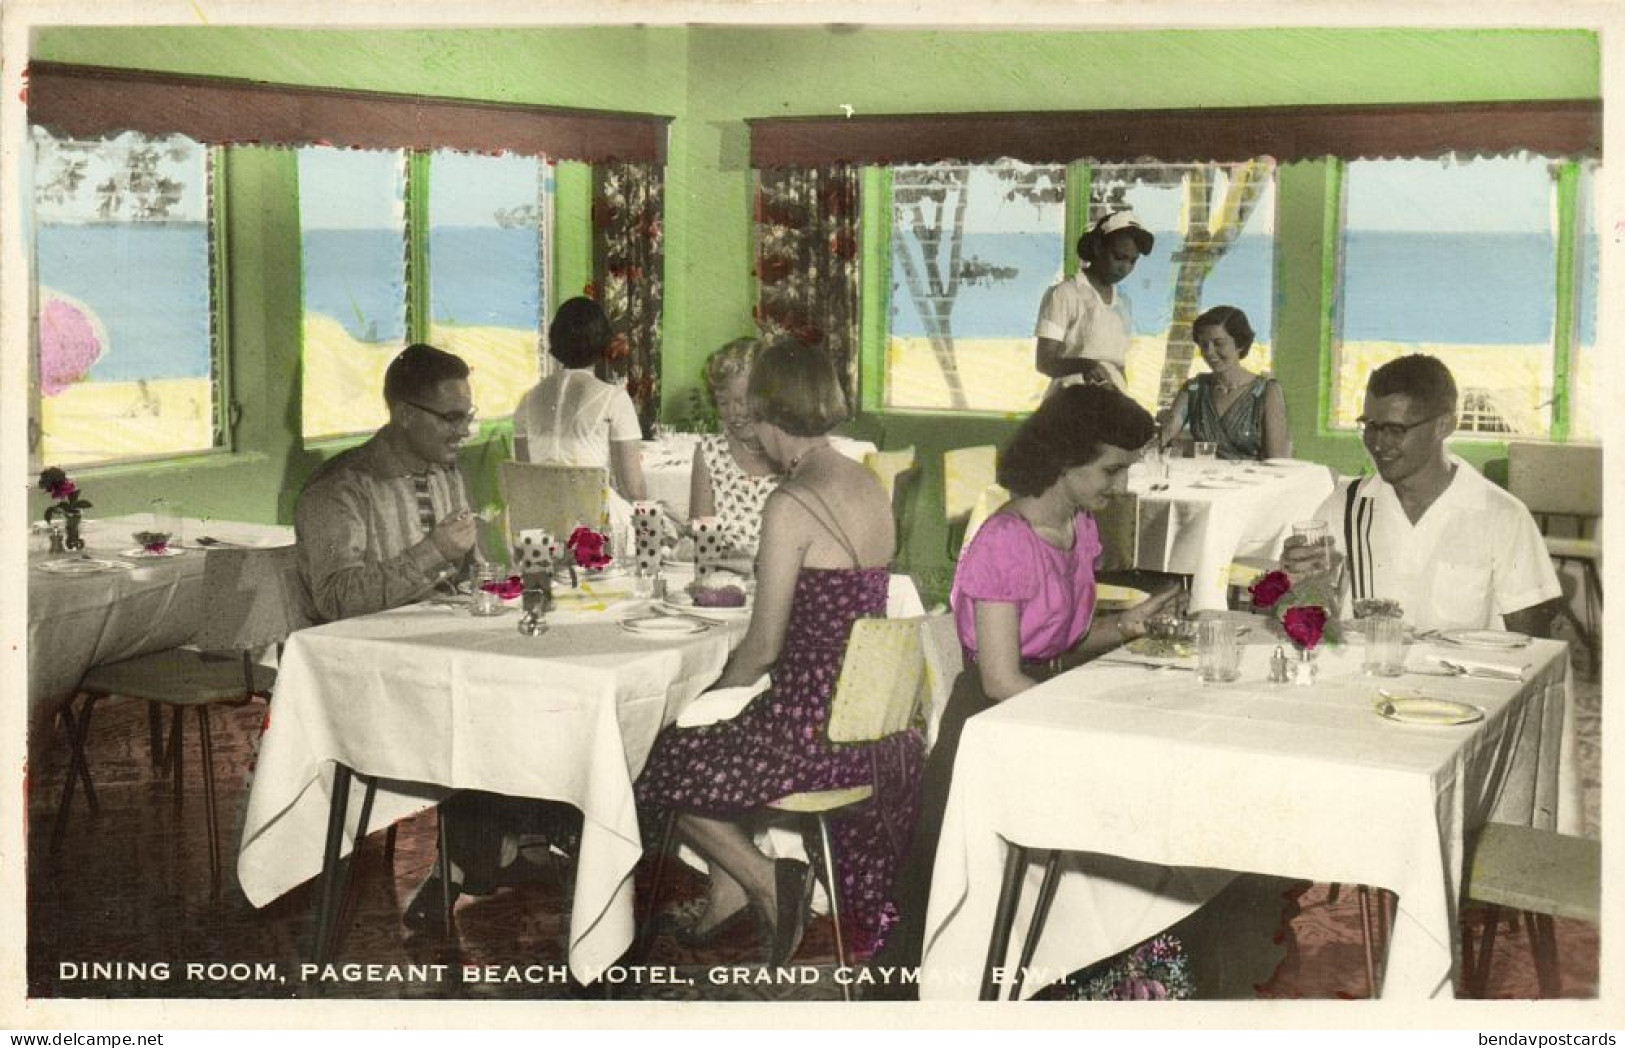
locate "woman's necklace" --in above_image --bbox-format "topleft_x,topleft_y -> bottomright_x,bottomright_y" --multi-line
785,441 -> 830,477
1213,371 -> 1251,396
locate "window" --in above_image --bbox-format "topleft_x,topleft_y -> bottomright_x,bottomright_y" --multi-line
878,159 -> 1276,416
884,161 -> 1065,413
426,150 -> 548,419
1089,162 -> 1276,411
298,147 -> 409,442
31,128 -> 220,467
1333,155 -> 1588,439
299,146 -> 551,441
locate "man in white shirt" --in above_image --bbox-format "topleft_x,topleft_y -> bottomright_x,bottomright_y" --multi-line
1283,355 -> 1560,634
1033,209 -> 1153,395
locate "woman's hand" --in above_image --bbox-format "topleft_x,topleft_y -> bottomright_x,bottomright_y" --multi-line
1115,585 -> 1182,641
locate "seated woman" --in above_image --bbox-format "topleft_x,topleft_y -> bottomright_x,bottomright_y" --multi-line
636,337 -> 919,964
689,337 -> 779,558
511,297 -> 648,543
871,384 -> 1180,982
1160,305 -> 1290,461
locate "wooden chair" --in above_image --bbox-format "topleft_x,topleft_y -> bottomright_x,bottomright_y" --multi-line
961,483 -> 1010,556
1506,442 -> 1602,657
1460,823 -> 1601,998
497,461 -> 611,547
863,448 -> 921,571
53,545 -> 311,897
944,445 -> 998,561
640,617 -> 929,998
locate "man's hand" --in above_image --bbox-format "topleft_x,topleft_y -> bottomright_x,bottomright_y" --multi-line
429,509 -> 478,563
1280,533 -> 1341,582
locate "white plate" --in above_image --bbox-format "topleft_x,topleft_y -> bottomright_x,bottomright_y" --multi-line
1124,637 -> 1194,660
34,557 -> 135,575
661,592 -> 752,619
1192,479 -> 1246,490
1266,458 -> 1316,468
557,564 -> 627,582
119,547 -> 187,559
1376,693 -> 1485,726
1438,629 -> 1531,650
662,553 -> 696,568
619,615 -> 711,636
1339,620 -> 1417,644
1096,583 -> 1149,609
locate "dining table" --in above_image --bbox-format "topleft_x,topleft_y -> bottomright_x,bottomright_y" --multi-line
640,433 -> 878,521
917,617 -> 1577,1000
237,566 -> 925,984
25,514 -> 295,729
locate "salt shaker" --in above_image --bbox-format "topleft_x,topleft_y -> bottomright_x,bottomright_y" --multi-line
1268,645 -> 1290,684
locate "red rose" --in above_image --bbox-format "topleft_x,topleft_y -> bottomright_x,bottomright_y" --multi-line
1282,605 -> 1328,651
1248,570 -> 1292,609
51,479 -> 77,501
567,527 -> 612,570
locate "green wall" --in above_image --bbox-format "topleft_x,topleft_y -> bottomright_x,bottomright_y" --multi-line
28,26 -> 1600,566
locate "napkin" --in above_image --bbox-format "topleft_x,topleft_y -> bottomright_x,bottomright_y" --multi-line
1424,653 -> 1528,682
676,675 -> 772,728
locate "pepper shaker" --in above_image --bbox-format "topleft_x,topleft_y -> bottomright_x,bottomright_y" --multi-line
1268,645 -> 1290,684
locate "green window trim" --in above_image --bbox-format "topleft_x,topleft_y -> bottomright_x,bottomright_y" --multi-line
405,150 -> 433,345
1062,161 -> 1091,280
1549,160 -> 1579,443
1317,158 -> 1345,437
858,165 -> 890,416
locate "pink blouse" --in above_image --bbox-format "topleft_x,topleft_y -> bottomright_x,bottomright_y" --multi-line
950,510 -> 1101,662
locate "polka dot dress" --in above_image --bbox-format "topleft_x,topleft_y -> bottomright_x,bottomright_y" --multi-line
698,433 -> 778,555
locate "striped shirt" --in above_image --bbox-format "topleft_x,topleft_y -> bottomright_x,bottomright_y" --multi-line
295,428 -> 473,623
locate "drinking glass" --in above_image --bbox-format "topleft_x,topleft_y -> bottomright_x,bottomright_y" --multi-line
1197,617 -> 1241,683
1290,519 -> 1334,575
470,563 -> 504,617
1362,615 -> 1407,677
1193,441 -> 1218,464
1143,444 -> 1169,485
149,498 -> 182,547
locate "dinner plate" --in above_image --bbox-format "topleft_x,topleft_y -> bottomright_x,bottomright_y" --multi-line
1096,584 -> 1149,609
1438,629 -> 1531,650
661,592 -> 752,619
1265,458 -> 1316,468
120,547 -> 187,559
620,615 -> 711,636
1375,693 -> 1485,726
1125,637 -> 1194,660
34,557 -> 135,575
557,564 -> 628,582
1192,479 -> 1246,490
1339,620 -> 1417,644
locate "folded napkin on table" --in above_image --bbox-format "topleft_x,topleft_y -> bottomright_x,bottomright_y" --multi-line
676,674 -> 772,728
1424,653 -> 1529,682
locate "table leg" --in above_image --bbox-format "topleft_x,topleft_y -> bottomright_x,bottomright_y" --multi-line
979,841 -> 1030,1001
1011,850 -> 1064,1000
311,763 -> 355,965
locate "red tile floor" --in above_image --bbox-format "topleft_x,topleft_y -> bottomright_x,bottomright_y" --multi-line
25,641 -> 1599,1004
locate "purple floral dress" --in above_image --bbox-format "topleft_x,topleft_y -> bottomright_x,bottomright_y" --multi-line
636,567 -> 924,956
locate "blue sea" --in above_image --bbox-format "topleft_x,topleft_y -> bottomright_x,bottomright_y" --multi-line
36,226 -> 1597,383
889,232 -> 1599,346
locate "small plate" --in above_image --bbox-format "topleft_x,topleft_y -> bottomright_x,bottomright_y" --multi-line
661,592 -> 752,619
1192,479 -> 1246,490
34,557 -> 135,575
1438,629 -> 1531,650
557,564 -> 627,582
120,547 -> 187,559
1125,637 -> 1194,660
1097,583 -> 1149,609
620,615 -> 711,636
1376,693 -> 1485,726
1265,458 -> 1315,468
1339,620 -> 1418,644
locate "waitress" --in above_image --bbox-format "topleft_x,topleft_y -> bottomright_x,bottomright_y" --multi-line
1033,210 -> 1154,395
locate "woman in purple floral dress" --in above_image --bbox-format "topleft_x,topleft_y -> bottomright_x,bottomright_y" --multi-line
636,338 -> 921,963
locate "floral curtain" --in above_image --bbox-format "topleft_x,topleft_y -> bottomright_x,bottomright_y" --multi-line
754,166 -> 861,404
591,162 -> 664,436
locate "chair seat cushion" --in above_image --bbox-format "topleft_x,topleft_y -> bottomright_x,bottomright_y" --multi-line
767,785 -> 875,814
1545,536 -> 1600,561
1464,823 -> 1600,924
80,650 -> 274,706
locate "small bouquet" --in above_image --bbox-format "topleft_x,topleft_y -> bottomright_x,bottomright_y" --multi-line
566,526 -> 613,571
479,575 -> 525,601
38,466 -> 91,522
1054,934 -> 1195,1001
1249,569 -> 1343,652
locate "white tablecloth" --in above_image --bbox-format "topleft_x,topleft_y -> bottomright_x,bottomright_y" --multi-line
920,624 -> 1576,1000
27,514 -> 294,717
238,570 -> 924,983
1130,458 -> 1337,612
641,434 -> 878,521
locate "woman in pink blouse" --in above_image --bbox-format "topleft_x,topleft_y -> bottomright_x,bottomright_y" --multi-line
871,384 -> 1180,983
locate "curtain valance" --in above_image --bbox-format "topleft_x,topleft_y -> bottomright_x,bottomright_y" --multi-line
27,62 -> 671,164
749,100 -> 1600,168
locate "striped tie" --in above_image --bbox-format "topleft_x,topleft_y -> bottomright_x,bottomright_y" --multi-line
413,473 -> 437,536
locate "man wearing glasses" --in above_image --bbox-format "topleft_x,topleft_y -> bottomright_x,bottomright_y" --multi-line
1281,354 -> 1560,635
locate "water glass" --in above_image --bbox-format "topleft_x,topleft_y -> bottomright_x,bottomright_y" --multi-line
1193,441 -> 1218,464
1290,519 -> 1333,575
470,564 -> 503,617
1143,444 -> 1169,484
1197,617 -> 1241,683
1362,615 -> 1407,677
149,498 -> 182,547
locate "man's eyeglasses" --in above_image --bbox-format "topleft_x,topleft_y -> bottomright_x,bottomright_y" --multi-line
1355,412 -> 1448,443
402,399 -> 477,428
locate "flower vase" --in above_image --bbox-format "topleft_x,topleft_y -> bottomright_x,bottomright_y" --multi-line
63,511 -> 84,552
1291,647 -> 1319,687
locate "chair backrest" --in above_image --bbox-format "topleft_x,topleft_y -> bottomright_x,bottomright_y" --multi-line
827,617 -> 929,744
943,445 -> 998,525
498,461 -> 611,547
1506,442 -> 1602,519
862,447 -> 918,503
195,545 -> 313,653
961,483 -> 1011,555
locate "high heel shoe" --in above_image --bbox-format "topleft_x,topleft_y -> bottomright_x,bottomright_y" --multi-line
674,902 -> 755,949
769,858 -> 811,966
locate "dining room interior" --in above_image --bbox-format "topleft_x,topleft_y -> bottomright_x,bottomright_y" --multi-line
7,15 -> 1613,1012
